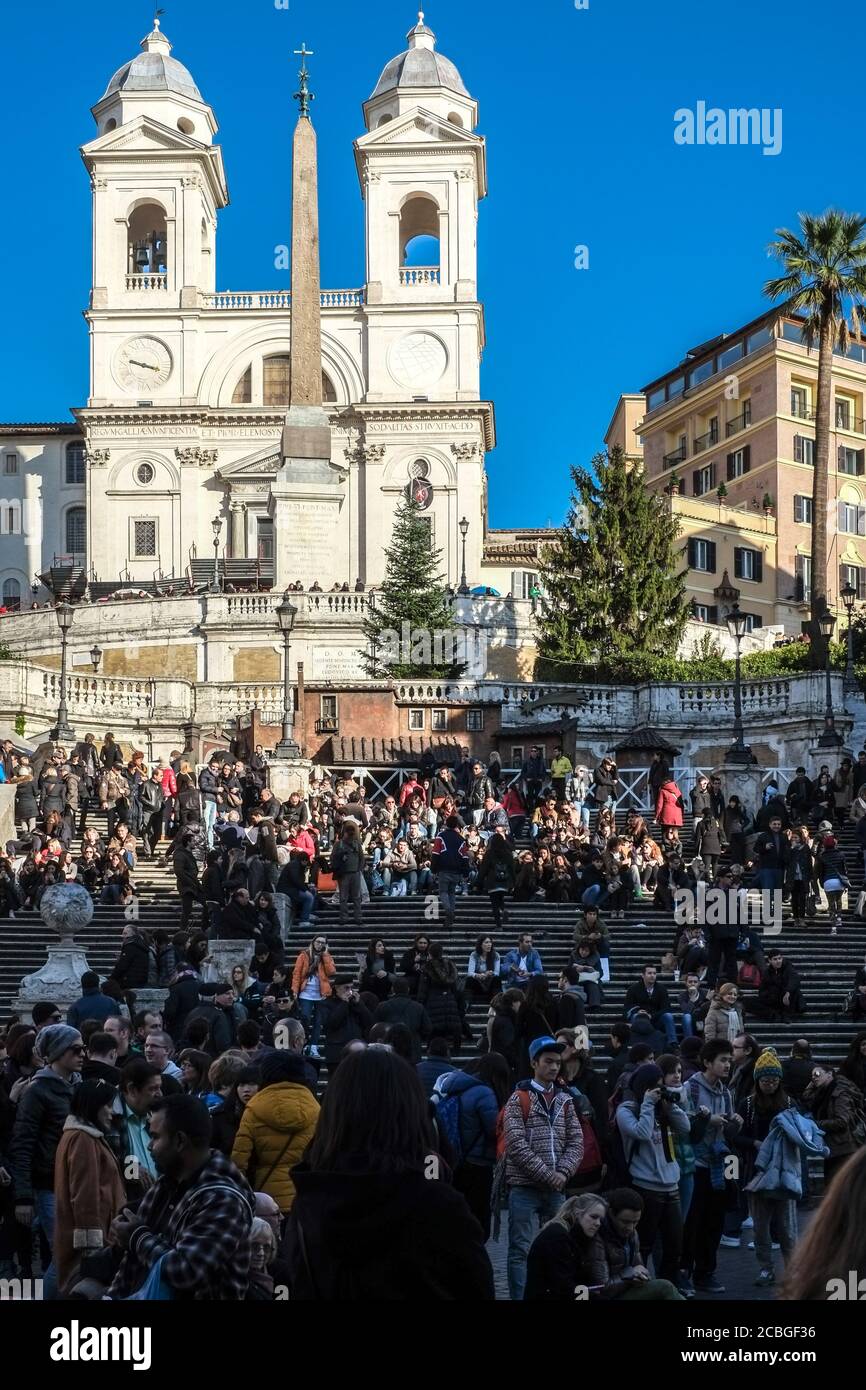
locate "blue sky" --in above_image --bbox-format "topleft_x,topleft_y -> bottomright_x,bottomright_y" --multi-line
2,0 -> 864,527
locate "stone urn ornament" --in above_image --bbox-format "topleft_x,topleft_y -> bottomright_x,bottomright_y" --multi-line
13,882 -> 95,1021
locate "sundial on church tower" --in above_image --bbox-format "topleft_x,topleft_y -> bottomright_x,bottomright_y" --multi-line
388,331 -> 448,390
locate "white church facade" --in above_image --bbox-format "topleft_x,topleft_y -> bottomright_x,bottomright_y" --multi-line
0,14 -> 517,604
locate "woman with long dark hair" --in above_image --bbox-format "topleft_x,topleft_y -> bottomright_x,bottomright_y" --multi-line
284,1048 -> 494,1299
360,936 -> 397,1002
516,976 -> 559,1077
475,830 -> 516,930
466,934 -> 501,1000
781,1146 -> 866,1299
178,1048 -> 222,1108
417,943 -> 464,1049
840,1031 -> 866,1100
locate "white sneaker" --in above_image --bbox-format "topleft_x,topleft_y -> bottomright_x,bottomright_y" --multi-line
307,1045 -> 322,1059
747,1241 -> 781,1250
742,1216 -> 754,1229
719,1235 -> 740,1248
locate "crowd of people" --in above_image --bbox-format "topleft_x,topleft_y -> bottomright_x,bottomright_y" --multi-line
1,734 -> 866,1300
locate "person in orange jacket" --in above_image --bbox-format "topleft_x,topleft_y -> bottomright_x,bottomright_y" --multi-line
291,935 -> 337,1058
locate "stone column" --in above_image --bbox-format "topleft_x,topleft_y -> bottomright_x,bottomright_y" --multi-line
230,501 -> 246,558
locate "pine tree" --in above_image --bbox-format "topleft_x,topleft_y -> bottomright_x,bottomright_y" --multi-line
536,445 -> 689,680
361,495 -> 467,678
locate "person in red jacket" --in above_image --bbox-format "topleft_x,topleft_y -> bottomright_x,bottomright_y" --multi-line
655,778 -> 685,828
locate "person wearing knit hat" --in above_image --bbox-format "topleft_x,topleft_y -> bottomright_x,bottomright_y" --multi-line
752,1048 -> 783,1082
8,1023 -> 83,1298
36,1024 -> 84,1066
615,1061 -> 690,1296
739,1048 -> 796,1288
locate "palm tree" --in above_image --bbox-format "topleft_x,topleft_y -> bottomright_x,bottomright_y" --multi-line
765,210 -> 866,663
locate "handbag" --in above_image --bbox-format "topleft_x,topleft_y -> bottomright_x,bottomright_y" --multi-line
124,1253 -> 174,1301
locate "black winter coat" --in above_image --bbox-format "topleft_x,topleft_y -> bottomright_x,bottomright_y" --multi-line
111,934 -> 151,989
9,1068 -> 74,1200
284,1165 -> 494,1300
417,962 -> 462,1044
321,998 -> 373,1064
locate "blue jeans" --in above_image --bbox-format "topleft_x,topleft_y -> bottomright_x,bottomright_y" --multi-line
202,799 -> 217,848
438,870 -> 463,917
508,1186 -> 565,1301
581,884 -> 608,909
297,996 -> 323,1048
287,886 -> 316,925
757,867 -> 782,893
627,1007 -> 677,1045
682,1012 -> 695,1039
391,872 -> 417,896
679,1173 -> 695,1224
34,1189 -> 58,1300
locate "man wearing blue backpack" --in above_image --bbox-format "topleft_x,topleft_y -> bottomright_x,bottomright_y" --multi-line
501,1036 -> 584,1300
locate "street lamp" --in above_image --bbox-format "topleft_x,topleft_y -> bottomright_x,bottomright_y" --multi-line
458,516 -> 470,597
724,603 -> 754,764
817,605 -> 842,747
841,580 -> 857,690
89,644 -> 103,674
210,515 -> 223,593
50,601 -> 76,745
274,592 -> 300,759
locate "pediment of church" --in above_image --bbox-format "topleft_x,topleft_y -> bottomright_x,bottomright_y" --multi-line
82,115 -> 207,157
357,108 -> 482,150
217,446 -> 282,480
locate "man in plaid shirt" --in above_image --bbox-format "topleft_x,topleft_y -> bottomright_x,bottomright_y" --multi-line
108,1095 -> 255,1301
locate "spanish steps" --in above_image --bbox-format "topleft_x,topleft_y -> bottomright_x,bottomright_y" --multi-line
2,807 -> 865,1073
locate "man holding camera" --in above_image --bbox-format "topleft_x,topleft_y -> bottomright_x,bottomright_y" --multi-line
615,1062 -> 690,1294
321,977 -> 373,1071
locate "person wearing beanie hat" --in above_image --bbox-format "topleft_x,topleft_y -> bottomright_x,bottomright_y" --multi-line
615,1060 -> 690,1292
7,1023 -> 83,1298
735,1049 -> 796,1288
230,1045 -> 320,1214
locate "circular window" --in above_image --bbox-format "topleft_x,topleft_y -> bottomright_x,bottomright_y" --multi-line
136,462 -> 155,486
409,458 -> 430,480
177,117 -> 195,135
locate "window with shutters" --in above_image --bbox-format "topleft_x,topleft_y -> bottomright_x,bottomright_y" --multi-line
692,464 -> 714,496
794,435 -> 815,466
65,506 -> 86,556
794,554 -> 812,601
838,501 -> 866,535
793,495 -> 813,524
510,570 -> 539,600
3,452 -> 18,475
65,442 -> 86,485
742,612 -> 762,633
791,386 -> 809,418
727,446 -> 750,480
132,519 -> 157,558
838,446 -> 864,476
734,547 -> 762,582
836,397 -> 853,430
840,563 -> 866,600
692,603 -> 719,624
466,710 -> 484,731
687,537 -> 716,572
431,708 -> 447,731
511,746 -> 524,767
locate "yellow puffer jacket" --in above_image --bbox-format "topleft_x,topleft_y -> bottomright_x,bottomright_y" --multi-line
231,1082 -> 320,1212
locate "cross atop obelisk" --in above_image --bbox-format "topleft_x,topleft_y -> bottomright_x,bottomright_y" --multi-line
293,43 -> 315,119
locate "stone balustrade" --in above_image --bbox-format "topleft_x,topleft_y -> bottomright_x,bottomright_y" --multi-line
202,289 -> 364,310
125,274 -> 167,291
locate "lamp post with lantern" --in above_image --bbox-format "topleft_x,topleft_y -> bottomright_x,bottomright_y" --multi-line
840,580 -> 857,692
274,593 -> 300,759
50,602 -> 76,744
817,605 -> 843,748
724,603 -> 754,764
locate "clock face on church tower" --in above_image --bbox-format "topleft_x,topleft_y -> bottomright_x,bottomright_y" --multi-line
114,337 -> 173,392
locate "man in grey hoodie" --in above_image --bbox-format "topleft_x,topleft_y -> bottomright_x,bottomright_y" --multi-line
681,1040 -> 744,1293
615,1061 -> 690,1292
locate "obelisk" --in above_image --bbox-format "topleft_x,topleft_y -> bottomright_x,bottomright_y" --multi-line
270,43 -> 346,589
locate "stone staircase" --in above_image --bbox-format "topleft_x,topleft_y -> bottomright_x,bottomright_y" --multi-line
2,810 -> 865,1071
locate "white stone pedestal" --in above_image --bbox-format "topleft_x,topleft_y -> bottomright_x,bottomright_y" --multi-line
202,939 -> 255,985
715,764 -> 764,818
12,945 -> 94,1023
269,757 -> 314,802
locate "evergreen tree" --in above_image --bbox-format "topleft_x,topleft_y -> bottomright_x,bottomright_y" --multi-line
536,445 -> 689,680
361,495 -> 467,678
